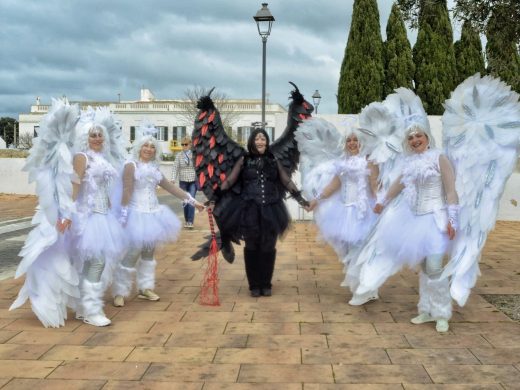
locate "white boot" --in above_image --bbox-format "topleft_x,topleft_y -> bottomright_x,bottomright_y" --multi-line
428,276 -> 452,333
80,280 -> 111,327
137,259 -> 160,301
111,264 -> 136,307
348,289 -> 379,306
411,313 -> 435,324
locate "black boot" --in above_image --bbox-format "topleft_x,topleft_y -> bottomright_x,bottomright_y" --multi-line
260,249 -> 276,296
221,239 -> 235,264
244,248 -> 261,297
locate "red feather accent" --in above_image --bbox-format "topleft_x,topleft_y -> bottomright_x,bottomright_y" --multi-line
201,124 -> 208,136
302,102 -> 309,109
198,172 -> 206,188
198,111 -> 207,120
195,154 -> 203,167
218,153 -> 224,164
209,135 -> 216,149
208,163 -> 214,178
208,111 -> 216,123
199,209 -> 220,306
193,137 -> 199,146
220,173 -> 226,182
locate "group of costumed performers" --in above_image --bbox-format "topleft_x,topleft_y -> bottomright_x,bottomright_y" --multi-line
7,75 -> 520,331
299,73 -> 520,333
191,83 -> 313,297
112,121 -> 204,308
9,101 -> 203,328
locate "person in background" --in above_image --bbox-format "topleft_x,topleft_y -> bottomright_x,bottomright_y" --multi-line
172,136 -> 198,229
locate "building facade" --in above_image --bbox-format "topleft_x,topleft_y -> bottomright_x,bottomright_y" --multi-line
19,89 -> 289,154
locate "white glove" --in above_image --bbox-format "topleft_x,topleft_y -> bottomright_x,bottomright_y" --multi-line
447,204 -> 459,231
119,206 -> 129,225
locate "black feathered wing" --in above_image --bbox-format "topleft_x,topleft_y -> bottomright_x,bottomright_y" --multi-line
192,93 -> 245,201
270,82 -> 314,179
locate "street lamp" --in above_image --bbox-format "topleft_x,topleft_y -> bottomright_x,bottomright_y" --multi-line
312,90 -> 322,114
253,3 -> 275,127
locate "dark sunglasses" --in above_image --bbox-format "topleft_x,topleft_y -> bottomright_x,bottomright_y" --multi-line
181,143 -> 189,146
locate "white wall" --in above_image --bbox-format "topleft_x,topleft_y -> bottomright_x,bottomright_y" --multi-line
0,159 -> 35,194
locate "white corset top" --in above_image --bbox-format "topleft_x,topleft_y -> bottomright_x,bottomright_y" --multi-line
401,149 -> 446,215
335,155 -> 371,214
78,151 -> 117,215
340,175 -> 360,205
129,161 -> 162,213
412,174 -> 445,215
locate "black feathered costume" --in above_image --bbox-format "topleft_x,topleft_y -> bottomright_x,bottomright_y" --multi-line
191,83 -> 313,294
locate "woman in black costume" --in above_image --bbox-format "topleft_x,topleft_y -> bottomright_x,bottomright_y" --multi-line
216,128 -> 309,297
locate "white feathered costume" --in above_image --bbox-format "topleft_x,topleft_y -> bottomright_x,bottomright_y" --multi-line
111,121 -> 195,305
353,75 -> 520,331
295,117 -> 379,298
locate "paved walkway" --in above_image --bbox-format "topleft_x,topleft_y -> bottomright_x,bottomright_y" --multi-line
0,194 -> 519,389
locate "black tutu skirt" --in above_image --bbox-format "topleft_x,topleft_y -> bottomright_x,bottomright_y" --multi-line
217,197 -> 291,244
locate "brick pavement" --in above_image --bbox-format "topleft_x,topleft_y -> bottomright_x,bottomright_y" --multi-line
0,194 -> 37,222
0,196 -> 519,389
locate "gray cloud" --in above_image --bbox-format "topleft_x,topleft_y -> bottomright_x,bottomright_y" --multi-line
0,0 -> 460,118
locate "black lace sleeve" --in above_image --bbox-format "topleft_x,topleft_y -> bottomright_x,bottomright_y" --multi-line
276,160 -> 308,207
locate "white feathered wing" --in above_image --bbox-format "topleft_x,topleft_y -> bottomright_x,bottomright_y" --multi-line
295,117 -> 345,200
10,99 -> 81,327
358,101 -> 402,192
442,74 -> 520,306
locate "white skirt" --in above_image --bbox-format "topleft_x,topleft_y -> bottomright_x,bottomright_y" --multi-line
314,193 -> 377,250
376,198 -> 450,267
354,197 -> 451,295
71,211 -> 126,269
125,205 -> 181,249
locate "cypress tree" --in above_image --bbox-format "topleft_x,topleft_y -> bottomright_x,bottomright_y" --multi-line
413,0 -> 457,114
454,20 -> 485,84
337,0 -> 384,114
383,2 -> 415,98
486,7 -> 520,92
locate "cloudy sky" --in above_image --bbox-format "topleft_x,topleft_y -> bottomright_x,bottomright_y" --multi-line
0,0 -> 460,118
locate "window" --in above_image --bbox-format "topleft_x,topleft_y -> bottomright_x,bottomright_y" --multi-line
156,126 -> 168,141
172,126 -> 187,141
237,126 -> 251,144
237,126 -> 275,144
130,126 -> 135,141
265,127 -> 274,140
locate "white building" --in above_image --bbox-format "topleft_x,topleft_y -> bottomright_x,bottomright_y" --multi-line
19,88 -> 289,154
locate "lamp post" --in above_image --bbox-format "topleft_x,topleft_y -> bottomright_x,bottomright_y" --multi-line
312,90 -> 322,114
253,3 -> 275,128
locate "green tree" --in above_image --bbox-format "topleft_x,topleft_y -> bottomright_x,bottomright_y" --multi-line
383,2 -> 415,97
0,117 -> 18,147
454,20 -> 486,84
453,0 -> 520,45
413,0 -> 457,114
337,0 -> 384,113
486,6 -> 520,92
398,0 -> 519,44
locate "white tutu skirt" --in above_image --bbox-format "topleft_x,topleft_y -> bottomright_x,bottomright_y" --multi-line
125,205 -> 181,249
70,211 -> 126,269
314,194 -> 377,249
375,198 -> 450,267
355,198 -> 451,295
